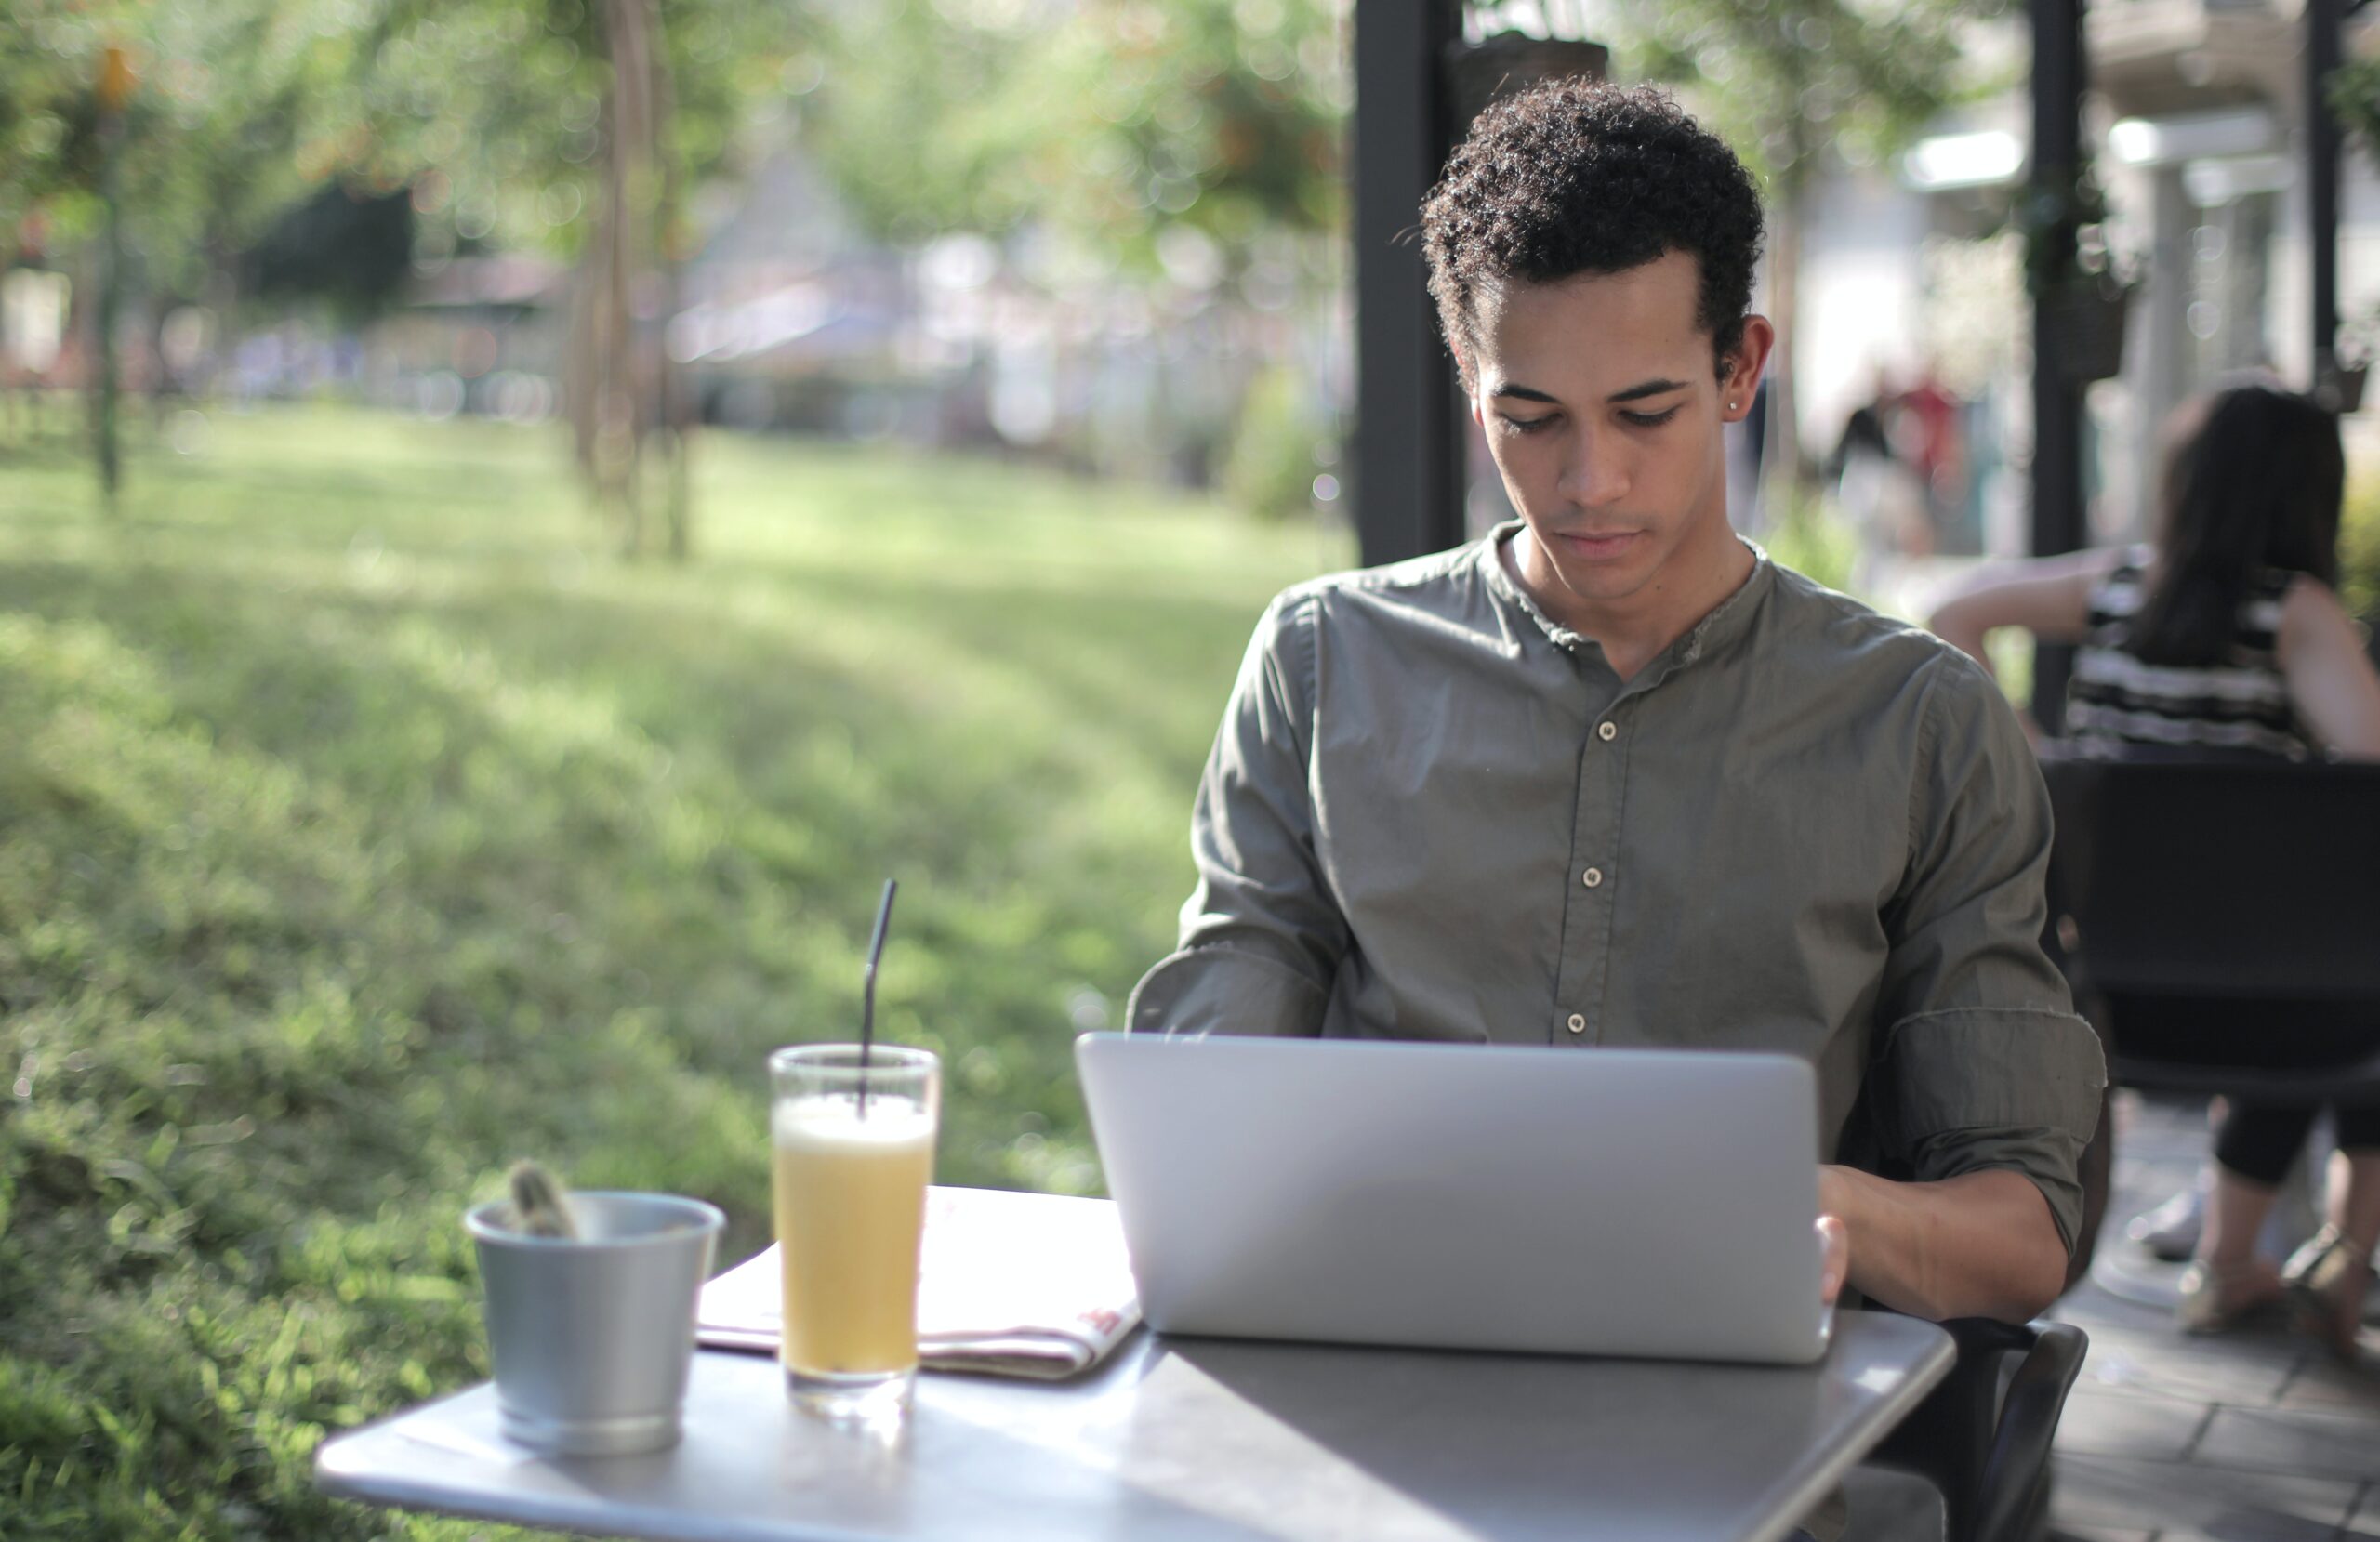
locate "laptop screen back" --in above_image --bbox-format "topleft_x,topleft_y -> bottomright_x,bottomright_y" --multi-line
1076,1033 -> 1829,1364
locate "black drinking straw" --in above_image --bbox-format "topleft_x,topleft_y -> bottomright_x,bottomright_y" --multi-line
858,878 -> 897,1118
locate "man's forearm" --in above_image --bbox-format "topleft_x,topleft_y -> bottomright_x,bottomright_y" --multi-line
1818,1165 -> 2069,1323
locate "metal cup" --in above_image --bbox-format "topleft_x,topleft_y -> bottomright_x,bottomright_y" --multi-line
465,1191 -> 725,1456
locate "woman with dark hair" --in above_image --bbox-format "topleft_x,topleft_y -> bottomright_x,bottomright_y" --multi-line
1930,382 -> 2380,1355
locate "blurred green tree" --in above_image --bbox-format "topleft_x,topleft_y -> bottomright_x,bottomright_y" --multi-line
2328,53 -> 2380,175
0,13 -> 87,254
791,0 -> 1347,506
329,0 -> 805,559
2,2 -> 343,493
118,2 -> 353,299
1608,0 -> 2008,491
248,182 -> 416,319
2,3 -> 401,323
802,0 -> 1348,282
1,0 -> 801,549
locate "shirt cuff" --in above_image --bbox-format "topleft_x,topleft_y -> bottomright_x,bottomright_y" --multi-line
1878,1007 -> 2108,1253
1881,1007 -> 2106,1136
1127,944 -> 1329,1038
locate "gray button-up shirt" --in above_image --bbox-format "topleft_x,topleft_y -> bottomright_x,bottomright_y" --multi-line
1128,525 -> 2106,1249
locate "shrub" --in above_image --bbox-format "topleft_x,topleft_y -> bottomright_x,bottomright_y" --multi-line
2343,472 -> 2380,627
1222,364 -> 1333,522
1759,482 -> 1859,595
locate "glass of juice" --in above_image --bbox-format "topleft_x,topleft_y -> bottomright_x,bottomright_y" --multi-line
768,1043 -> 940,1422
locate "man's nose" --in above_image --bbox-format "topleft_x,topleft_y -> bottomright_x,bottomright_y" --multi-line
1554,429 -> 1631,507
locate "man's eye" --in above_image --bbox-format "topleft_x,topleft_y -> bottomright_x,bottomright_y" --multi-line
1620,406 -> 1683,428
1498,415 -> 1554,434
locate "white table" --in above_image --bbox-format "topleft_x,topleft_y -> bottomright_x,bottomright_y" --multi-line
315,1312 -> 1953,1542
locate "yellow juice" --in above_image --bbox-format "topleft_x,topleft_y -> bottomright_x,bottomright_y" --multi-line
771,1093 -> 936,1377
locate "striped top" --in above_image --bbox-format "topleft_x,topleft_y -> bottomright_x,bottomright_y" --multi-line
2065,546 -> 2310,759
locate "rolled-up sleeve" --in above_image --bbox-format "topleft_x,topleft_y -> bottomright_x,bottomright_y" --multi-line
1874,658 -> 2107,1252
1126,594 -> 1347,1039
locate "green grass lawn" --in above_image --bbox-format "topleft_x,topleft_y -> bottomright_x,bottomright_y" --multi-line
0,405 -> 1346,1539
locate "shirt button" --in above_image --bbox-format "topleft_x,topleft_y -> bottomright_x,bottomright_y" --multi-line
1582,867 -> 1604,888
1597,720 -> 1618,742
1567,1013 -> 1587,1035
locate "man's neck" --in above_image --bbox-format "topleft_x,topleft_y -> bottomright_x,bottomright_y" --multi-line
1503,522 -> 1756,682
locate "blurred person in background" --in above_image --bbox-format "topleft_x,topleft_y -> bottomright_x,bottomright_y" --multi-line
1894,362 -> 1962,553
1827,366 -> 1896,533
1829,364 -> 1929,586
1928,382 -> 2380,1355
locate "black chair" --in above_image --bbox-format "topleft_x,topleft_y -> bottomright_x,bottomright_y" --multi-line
2036,751 -> 2380,1104
1862,1315 -> 2089,1542
1861,756 -> 2380,1542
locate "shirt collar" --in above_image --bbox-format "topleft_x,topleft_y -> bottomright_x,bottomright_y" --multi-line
1476,521 -> 1774,686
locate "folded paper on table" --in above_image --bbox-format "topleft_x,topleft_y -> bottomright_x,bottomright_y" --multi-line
696,1185 -> 1142,1380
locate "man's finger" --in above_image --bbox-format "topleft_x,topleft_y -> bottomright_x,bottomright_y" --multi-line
1816,1214 -> 1850,1305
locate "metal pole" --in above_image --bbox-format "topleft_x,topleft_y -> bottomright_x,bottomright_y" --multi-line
2308,0 -> 2344,389
1352,0 -> 1463,567
2030,0 -> 2086,731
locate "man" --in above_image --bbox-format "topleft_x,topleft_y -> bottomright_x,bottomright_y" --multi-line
1128,82 -> 2104,1331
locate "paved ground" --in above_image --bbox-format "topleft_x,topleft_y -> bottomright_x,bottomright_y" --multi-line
2041,1089 -> 2380,1542
1847,1087 -> 2380,1541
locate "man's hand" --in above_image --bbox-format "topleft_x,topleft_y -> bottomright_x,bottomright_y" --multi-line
1817,1214 -> 1849,1306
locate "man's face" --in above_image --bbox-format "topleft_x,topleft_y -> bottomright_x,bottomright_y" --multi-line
1466,251 -> 1768,628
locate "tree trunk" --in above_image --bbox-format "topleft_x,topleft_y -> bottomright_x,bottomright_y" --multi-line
92,102 -> 126,514
587,0 -> 652,557
0,235 -> 18,455
565,230 -> 601,493
647,0 -> 694,562
573,0 -> 688,560
599,62 -> 643,557
202,231 -> 243,407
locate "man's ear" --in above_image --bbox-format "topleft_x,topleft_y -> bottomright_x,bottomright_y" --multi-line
1721,316 -> 1777,422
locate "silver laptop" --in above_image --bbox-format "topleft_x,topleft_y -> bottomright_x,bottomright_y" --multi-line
1076,1032 -> 1832,1364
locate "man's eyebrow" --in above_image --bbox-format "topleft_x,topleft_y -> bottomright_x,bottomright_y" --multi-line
1607,378 -> 1691,403
1488,378 -> 1692,405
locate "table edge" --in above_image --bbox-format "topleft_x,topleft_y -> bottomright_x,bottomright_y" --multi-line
1755,1314 -> 1958,1539
312,1312 -> 1964,1542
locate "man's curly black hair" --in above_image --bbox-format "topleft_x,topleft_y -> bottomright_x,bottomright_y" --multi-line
1421,80 -> 1765,386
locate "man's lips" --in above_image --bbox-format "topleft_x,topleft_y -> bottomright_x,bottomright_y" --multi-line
1551,530 -> 1643,560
